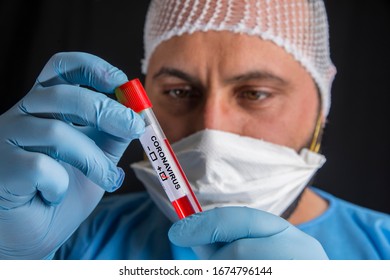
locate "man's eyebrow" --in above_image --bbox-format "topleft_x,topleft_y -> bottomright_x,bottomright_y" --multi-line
152,67 -> 289,87
152,67 -> 202,87
225,70 -> 289,86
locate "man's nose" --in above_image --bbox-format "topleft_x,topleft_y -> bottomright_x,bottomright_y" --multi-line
195,93 -> 236,133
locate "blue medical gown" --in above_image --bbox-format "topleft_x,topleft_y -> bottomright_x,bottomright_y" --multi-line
55,188 -> 390,259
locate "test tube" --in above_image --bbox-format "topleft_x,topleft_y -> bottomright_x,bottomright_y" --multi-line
115,78 -> 202,219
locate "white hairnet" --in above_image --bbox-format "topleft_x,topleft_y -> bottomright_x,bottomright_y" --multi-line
142,0 -> 337,116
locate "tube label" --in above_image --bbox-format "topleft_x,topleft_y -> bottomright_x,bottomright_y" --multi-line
139,125 -> 187,202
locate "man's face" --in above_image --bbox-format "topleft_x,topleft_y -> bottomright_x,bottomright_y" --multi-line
145,31 -> 319,151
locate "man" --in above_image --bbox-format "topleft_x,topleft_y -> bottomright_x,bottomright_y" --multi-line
0,0 -> 389,260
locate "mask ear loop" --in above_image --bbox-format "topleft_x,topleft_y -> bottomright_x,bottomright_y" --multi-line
309,112 -> 324,153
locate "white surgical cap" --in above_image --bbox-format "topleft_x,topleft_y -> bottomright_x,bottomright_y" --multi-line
142,0 -> 337,116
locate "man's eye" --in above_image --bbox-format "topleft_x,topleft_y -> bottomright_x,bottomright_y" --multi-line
164,88 -> 199,99
239,90 -> 270,101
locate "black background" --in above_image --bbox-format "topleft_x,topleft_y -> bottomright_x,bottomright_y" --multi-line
1,0 -> 389,214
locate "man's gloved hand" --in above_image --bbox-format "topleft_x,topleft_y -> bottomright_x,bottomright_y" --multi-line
169,206 -> 328,259
0,52 -> 144,259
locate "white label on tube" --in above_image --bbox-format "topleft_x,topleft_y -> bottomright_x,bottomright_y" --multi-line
139,125 -> 187,202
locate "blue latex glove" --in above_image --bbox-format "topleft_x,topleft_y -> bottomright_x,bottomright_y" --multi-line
0,52 -> 144,259
169,207 -> 328,259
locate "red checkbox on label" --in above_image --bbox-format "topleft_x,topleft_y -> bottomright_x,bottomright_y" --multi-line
159,171 -> 168,181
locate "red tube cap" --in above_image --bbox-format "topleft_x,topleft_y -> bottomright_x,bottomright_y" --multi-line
115,78 -> 152,112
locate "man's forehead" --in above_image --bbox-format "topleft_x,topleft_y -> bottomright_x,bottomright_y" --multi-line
149,31 -> 301,82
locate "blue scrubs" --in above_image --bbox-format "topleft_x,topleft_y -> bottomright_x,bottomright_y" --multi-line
55,188 -> 390,260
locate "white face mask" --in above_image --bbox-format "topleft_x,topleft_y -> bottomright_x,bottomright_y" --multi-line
131,129 -> 326,222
